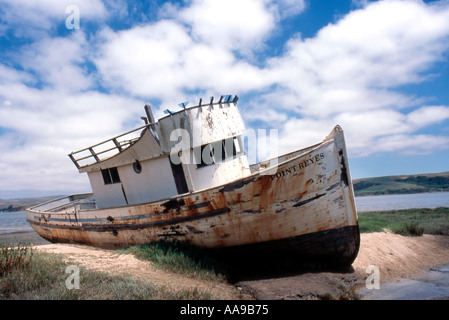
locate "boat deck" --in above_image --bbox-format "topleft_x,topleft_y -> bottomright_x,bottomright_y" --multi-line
29,193 -> 96,214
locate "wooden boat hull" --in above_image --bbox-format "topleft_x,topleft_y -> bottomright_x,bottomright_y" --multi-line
27,126 -> 359,266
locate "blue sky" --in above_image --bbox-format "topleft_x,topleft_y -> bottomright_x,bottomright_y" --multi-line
1,0 -> 449,198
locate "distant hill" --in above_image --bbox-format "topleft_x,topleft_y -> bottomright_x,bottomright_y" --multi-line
0,195 -> 63,212
353,172 -> 449,197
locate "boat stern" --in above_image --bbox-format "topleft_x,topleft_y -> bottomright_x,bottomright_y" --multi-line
26,193 -> 95,244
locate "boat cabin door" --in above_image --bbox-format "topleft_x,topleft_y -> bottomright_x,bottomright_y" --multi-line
170,160 -> 189,194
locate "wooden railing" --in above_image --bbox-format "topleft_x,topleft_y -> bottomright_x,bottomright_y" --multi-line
68,95 -> 239,169
68,125 -> 149,169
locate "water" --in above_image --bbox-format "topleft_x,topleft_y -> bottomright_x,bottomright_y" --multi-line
0,211 -> 33,235
358,264 -> 449,300
355,192 -> 449,212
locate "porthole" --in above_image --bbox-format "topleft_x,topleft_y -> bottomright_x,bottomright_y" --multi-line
133,160 -> 142,174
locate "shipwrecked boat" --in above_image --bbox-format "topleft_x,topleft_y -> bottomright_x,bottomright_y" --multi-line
27,95 -> 359,266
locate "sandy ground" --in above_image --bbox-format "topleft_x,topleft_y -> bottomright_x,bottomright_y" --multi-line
236,232 -> 449,300
36,242 -> 248,300
2,230 -> 449,300
354,232 -> 449,281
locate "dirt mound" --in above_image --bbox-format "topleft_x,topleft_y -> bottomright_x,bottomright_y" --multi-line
353,232 -> 449,281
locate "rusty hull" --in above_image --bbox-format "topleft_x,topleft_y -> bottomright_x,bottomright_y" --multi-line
27,126 -> 359,266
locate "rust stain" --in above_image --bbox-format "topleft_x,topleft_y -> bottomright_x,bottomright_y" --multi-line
293,193 -> 326,208
161,198 -> 185,213
339,149 -> 349,187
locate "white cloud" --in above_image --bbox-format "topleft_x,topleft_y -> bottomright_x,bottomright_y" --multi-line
19,33 -> 93,92
272,0 -> 307,19
267,0 -> 449,113
0,64 -> 34,85
2,0 -> 449,197
0,30 -> 141,195
0,0 -> 107,36
0,0 -> 107,17
94,20 -> 272,104
259,0 -> 449,157
406,106 -> 449,130
352,0 -> 372,8
93,0 -> 307,109
277,117 -> 335,154
178,0 -> 275,53
68,0 -> 449,167
0,82 -> 142,194
374,134 -> 449,155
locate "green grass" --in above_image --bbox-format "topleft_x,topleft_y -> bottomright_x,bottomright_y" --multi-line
123,241 -> 225,282
0,243 -> 34,277
0,242 -> 217,300
358,207 -> 449,236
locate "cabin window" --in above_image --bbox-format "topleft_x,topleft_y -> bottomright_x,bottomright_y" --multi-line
195,143 -> 215,168
194,136 -> 242,168
101,167 -> 121,184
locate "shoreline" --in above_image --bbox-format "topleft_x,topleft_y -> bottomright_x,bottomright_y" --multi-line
355,190 -> 449,197
0,230 -> 51,246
